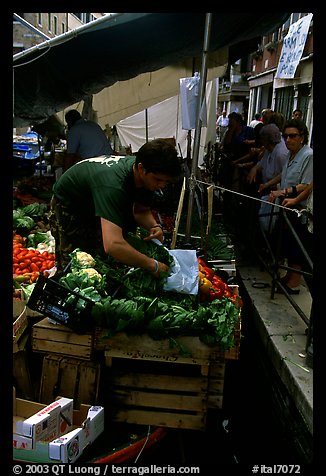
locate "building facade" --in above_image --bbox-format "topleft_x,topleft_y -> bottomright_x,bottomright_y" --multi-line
13,13 -> 105,54
247,13 -> 313,143
216,13 -> 313,145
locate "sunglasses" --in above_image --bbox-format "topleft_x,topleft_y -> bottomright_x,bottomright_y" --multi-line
283,133 -> 301,139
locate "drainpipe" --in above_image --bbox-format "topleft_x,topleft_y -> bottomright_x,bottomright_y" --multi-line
184,13 -> 212,243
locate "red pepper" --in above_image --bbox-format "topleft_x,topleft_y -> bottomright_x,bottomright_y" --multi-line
209,287 -> 223,300
202,266 -> 215,281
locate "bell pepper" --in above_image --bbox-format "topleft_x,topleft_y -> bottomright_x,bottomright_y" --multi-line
199,277 -> 212,295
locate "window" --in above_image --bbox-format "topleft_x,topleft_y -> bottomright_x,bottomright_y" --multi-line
38,13 -> 42,26
61,22 -> 65,34
53,15 -> 58,35
274,87 -> 294,120
48,13 -> 52,32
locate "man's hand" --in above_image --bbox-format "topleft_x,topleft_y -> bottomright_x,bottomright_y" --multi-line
143,225 -> 164,243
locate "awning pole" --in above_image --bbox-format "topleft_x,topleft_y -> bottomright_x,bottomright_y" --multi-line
184,13 -> 212,243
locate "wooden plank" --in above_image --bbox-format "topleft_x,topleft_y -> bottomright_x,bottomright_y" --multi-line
13,350 -> 35,401
112,373 -> 208,393
209,362 -> 225,378
32,339 -> 92,360
78,362 -> 100,406
96,327 -> 240,361
207,394 -> 223,409
39,355 -> 62,403
112,408 -> 206,430
111,389 -> 206,412
207,378 -> 224,394
104,349 -> 210,366
59,358 -> 80,402
33,319 -> 93,346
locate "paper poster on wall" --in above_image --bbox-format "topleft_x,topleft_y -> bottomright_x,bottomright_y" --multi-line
275,13 -> 313,79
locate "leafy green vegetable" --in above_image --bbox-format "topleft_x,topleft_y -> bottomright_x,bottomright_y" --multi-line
13,209 -> 35,230
27,232 -> 50,248
22,203 -> 48,218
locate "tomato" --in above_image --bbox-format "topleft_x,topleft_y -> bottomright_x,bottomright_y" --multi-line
30,263 -> 39,272
16,251 -> 28,260
42,251 -> 49,258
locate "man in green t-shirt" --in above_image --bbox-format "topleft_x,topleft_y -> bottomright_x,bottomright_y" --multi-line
49,139 -> 183,276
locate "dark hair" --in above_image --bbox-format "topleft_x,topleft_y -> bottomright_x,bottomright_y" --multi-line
228,111 -> 243,125
254,113 -> 261,120
292,109 -> 303,116
268,111 -> 285,131
283,118 -> 309,144
65,110 -> 82,127
135,139 -> 182,178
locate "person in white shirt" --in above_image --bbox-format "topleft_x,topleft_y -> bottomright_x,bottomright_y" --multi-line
216,110 -> 229,142
249,113 -> 262,129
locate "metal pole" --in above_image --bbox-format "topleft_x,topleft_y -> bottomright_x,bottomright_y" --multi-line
184,13 -> 212,243
145,109 -> 149,142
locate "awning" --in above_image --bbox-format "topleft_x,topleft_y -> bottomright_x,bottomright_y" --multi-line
13,12 -> 290,127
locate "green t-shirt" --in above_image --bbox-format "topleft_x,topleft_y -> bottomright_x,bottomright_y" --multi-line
53,155 -> 154,230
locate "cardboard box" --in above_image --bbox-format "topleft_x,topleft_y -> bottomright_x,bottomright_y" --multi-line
13,389 -> 104,463
14,395 -> 74,448
48,405 -> 105,463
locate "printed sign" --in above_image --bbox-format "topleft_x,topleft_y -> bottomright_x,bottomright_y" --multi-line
275,13 -> 313,79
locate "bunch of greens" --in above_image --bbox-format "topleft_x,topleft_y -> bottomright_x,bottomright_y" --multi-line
91,292 -> 239,350
13,209 -> 35,230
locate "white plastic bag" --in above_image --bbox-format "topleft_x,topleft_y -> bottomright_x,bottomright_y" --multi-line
164,248 -> 199,295
150,239 -> 199,295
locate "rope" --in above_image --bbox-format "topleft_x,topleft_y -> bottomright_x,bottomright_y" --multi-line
194,178 -> 307,218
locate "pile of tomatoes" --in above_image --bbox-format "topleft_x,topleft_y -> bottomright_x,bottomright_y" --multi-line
198,257 -> 238,303
13,234 -> 55,284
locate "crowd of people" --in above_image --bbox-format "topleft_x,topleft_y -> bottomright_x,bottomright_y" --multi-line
215,107 -> 313,295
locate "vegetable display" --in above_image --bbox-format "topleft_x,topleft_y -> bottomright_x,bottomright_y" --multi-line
13,232 -> 55,284
50,234 -> 241,350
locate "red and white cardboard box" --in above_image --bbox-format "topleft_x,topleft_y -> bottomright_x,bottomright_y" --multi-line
15,397 -> 73,449
48,405 -> 104,463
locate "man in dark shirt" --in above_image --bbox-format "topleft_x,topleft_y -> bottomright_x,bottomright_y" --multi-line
63,110 -> 113,170
49,139 -> 182,276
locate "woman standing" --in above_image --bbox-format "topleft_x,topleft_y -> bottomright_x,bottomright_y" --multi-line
269,119 -> 313,293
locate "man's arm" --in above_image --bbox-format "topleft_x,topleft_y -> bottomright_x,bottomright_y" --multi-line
100,218 -> 168,276
133,203 -> 164,243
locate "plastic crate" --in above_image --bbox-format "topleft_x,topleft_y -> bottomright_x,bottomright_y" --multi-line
27,274 -> 94,334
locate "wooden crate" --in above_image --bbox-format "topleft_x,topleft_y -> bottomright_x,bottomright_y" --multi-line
101,333 -> 228,431
95,328 -> 240,362
32,317 -> 93,360
13,333 -> 35,401
39,354 -> 101,408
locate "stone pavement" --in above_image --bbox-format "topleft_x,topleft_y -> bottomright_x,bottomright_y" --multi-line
237,263 -> 313,435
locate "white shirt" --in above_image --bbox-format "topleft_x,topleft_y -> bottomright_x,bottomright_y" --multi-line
217,115 -> 229,127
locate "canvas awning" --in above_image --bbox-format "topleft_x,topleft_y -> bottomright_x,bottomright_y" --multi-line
13,12 -> 290,127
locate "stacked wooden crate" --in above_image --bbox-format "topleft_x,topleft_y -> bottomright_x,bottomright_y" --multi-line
94,328 -> 240,430
31,318 -> 100,408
